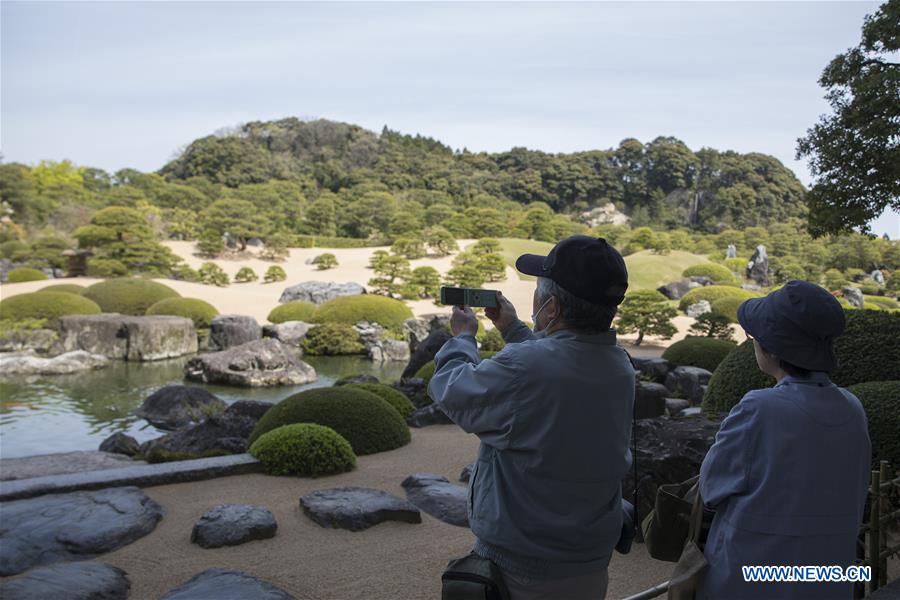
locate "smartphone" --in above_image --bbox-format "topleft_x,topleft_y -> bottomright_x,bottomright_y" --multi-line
439,286 -> 498,308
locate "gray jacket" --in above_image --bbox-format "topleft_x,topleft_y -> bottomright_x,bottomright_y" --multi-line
428,320 -> 635,579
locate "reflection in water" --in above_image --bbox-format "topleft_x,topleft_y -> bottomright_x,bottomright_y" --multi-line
0,355 -> 406,458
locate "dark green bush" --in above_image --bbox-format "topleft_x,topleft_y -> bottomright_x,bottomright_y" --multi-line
311,294 -> 413,329
710,296 -> 745,323
678,286 -> 759,312
0,291 -> 102,328
233,267 -> 258,283
662,337 -> 737,373
344,382 -> 416,418
302,323 -> 365,355
86,258 -> 129,278
415,351 -> 497,384
682,263 -> 737,285
863,295 -> 899,311
39,283 -> 85,295
701,340 -> 775,415
146,297 -> 219,328
6,267 -> 48,283
248,387 -> 411,455
267,300 -> 317,323
847,381 -> 900,468
198,262 -> 229,286
263,265 -> 287,283
145,448 -> 230,463
312,253 -> 339,270
83,278 -> 180,315
249,423 -> 356,477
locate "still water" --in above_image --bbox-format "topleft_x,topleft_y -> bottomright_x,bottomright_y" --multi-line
0,356 -> 406,459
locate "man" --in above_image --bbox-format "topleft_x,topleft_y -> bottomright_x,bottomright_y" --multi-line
428,235 -> 635,600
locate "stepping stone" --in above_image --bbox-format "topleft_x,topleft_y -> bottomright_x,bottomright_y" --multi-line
161,568 -> 296,600
300,486 -> 421,531
402,473 -> 469,527
191,504 -> 277,548
0,486 -> 163,576
0,561 -> 130,600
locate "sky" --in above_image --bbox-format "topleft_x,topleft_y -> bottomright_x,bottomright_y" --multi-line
1,1 -> 897,237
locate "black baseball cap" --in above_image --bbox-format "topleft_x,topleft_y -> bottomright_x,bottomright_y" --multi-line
515,235 -> 629,306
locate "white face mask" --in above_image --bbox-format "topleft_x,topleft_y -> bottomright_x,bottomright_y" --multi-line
531,295 -> 557,334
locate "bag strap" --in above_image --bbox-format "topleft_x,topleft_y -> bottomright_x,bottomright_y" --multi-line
686,487 -> 705,544
620,346 -> 639,528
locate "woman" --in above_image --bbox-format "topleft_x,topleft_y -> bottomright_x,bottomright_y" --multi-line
698,280 -> 871,599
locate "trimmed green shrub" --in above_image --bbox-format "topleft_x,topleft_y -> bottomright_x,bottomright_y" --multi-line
682,263 -> 737,285
198,262 -> 229,286
267,300 -> 317,324
6,267 -> 48,283
249,423 -> 356,477
146,297 -> 219,328
710,296 -> 745,323
82,278 -> 179,315
263,265 -> 287,283
662,337 -> 737,373
312,253 -> 339,270
0,240 -> 29,259
863,295 -> 899,311
847,381 -> 900,468
234,267 -> 258,283
311,295 -> 413,329
415,351 -> 497,385
145,448 -> 230,463
87,258 -> 129,278
0,292 -> 102,328
248,387 -> 411,455
678,285 -> 760,312
302,323 -> 365,355
39,283 -> 85,295
701,340 -> 775,415
478,327 -> 506,352
344,382 -> 416,418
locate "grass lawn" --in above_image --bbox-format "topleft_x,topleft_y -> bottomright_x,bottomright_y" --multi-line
497,238 -> 555,281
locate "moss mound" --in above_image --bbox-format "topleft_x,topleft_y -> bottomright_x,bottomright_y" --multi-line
415,351 -> 497,384
662,337 -> 737,373
248,387 -> 411,455
6,267 -> 48,283
710,296 -> 745,323
682,263 -> 737,285
302,323 -> 365,355
311,295 -> 413,329
344,382 -> 416,418
0,291 -> 102,328
847,381 -> 900,468
82,278 -> 180,315
249,423 -> 356,477
267,300 -> 317,324
39,283 -> 86,295
146,297 -> 219,328
678,285 -> 759,312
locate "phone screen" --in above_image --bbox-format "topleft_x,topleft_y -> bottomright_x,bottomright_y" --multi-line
442,287 -> 466,305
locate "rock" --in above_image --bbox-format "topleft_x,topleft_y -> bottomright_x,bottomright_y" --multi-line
634,381 -> 667,419
0,561 -> 131,600
140,412 -> 258,456
0,451 -> 142,481
99,432 -> 140,456
278,281 -> 365,305
369,339 -> 411,362
657,279 -> 699,301
842,286 -> 864,309
0,258 -> 12,283
406,403 -> 453,427
872,269 -> 885,284
686,300 -> 712,318
620,415 -> 721,525
391,378 -> 429,408
402,473 -> 469,527
161,569 -> 296,600
0,486 -> 163,576
726,244 -> 737,259
300,487 -> 421,531
191,504 -> 277,548
402,318 -> 431,353
665,366 -> 713,405
135,385 -> 226,430
209,314 -> 261,351
0,328 -> 58,354
0,350 -> 108,375
631,357 -> 670,383
262,321 -> 311,347
688,276 -> 714,287
580,203 -> 631,227
247,237 -> 264,248
224,400 -> 274,422
184,338 -> 317,387
401,328 -> 452,379
53,314 -> 197,361
665,398 -> 691,416
746,245 -> 770,287
741,283 -> 761,292
459,463 -> 474,483
334,374 -> 381,386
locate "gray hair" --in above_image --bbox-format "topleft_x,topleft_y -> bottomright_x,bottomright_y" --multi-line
536,277 -> 618,334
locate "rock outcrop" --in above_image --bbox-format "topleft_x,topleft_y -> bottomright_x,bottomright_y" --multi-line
0,561 -> 131,600
401,328 -> 452,379
53,314 -> 197,361
140,401 -> 272,456
278,281 -> 365,305
402,473 -> 469,527
262,321 -> 312,347
184,338 -> 316,387
209,315 -> 261,350
300,487 -> 421,531
0,351 -> 108,376
191,504 -> 277,548
134,385 -> 226,430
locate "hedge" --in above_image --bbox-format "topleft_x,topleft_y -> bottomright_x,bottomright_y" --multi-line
661,337 -> 737,373
302,323 -> 365,355
863,295 -> 899,311
710,296 -> 745,323
344,382 -> 416,418
83,278 -> 180,315
6,267 -> 48,283
249,423 -> 356,477
248,387 -> 411,455
86,258 -> 129,278
146,297 -> 219,328
701,340 -> 775,415
39,283 -> 85,295
311,295 -> 413,330
416,351 -> 497,385
678,285 -> 760,312
847,381 -> 900,468
682,263 -> 737,285
267,300 -> 317,324
0,291 -> 102,328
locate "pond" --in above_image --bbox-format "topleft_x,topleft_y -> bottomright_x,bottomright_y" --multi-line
0,356 -> 407,459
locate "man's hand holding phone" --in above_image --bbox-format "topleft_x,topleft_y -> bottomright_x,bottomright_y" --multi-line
485,291 -> 519,336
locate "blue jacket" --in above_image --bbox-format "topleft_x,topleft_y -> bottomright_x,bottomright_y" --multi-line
427,320 -> 635,579
698,373 -> 871,599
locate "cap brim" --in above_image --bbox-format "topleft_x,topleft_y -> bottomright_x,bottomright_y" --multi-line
515,254 -> 548,277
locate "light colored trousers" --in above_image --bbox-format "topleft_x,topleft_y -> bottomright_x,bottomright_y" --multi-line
500,567 -> 609,600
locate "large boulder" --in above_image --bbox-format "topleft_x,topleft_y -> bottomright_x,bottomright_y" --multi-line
402,473 -> 468,527
0,351 -> 108,376
657,279 -> 702,301
842,286 -> 864,309
140,401 -> 271,455
278,281 -> 365,305
52,314 -> 197,361
99,432 -> 140,456
0,487 -> 163,576
632,357 -> 670,383
402,314 -> 450,353
0,328 -> 58,354
134,385 -> 226,430
161,569 -> 296,600
634,381 -> 667,419
352,321 -> 411,362
686,300 -> 712,319
209,315 -> 261,350
300,487 -> 421,531
0,561 -> 131,600
665,366 -> 713,405
391,378 -> 430,408
401,328 -> 452,379
262,321 -> 312,347
191,504 -> 277,548
746,245 -> 770,287
406,403 -> 453,427
184,338 -> 317,387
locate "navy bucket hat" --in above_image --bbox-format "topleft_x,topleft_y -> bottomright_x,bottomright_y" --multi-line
737,280 -> 846,372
